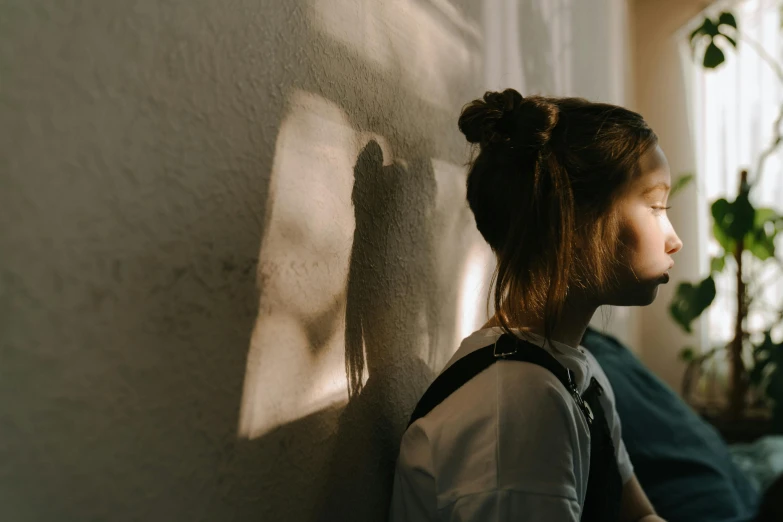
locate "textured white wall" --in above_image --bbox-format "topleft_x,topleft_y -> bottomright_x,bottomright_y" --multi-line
1,1 -> 486,520
2,1 -> 635,521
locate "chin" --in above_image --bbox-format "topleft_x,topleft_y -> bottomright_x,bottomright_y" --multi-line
605,284 -> 660,307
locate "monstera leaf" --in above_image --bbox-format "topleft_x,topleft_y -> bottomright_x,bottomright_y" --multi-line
690,11 -> 738,68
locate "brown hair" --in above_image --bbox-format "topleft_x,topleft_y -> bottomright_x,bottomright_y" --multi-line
458,88 -> 658,344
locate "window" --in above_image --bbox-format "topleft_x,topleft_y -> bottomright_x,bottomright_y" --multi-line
688,0 -> 783,366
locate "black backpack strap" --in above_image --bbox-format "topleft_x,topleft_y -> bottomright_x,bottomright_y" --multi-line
407,333 -> 589,428
581,376 -> 623,522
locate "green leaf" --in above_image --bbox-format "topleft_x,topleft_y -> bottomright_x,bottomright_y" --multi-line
690,18 -> 715,47
670,173 -> 694,198
711,197 -> 731,222
720,33 -> 738,48
704,41 -> 726,68
680,346 -> 696,362
669,276 -> 717,333
690,15 -> 736,66
690,19 -> 708,45
712,198 -> 736,252
746,226 -> 776,260
711,194 -> 756,250
710,255 -> 726,273
745,207 -> 778,260
702,18 -> 720,37
754,207 -> 780,226
713,223 -> 736,253
729,191 -> 755,239
718,11 -> 738,30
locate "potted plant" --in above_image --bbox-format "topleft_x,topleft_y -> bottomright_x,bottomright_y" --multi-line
669,10 -> 783,434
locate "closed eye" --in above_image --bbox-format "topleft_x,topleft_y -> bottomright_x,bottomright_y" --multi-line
652,206 -> 671,213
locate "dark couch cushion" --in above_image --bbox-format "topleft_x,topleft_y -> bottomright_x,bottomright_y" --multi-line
581,327 -> 759,522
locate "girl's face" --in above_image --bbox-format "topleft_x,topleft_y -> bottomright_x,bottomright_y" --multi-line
606,144 -> 683,306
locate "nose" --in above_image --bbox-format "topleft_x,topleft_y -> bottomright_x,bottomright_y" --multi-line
667,232 -> 683,256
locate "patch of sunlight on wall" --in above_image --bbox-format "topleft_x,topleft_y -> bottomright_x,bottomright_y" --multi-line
430,157 -> 496,357
457,241 -> 495,342
309,0 -> 482,111
238,90 -> 392,439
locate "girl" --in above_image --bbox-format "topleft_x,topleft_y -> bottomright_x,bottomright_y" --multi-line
389,89 -> 682,522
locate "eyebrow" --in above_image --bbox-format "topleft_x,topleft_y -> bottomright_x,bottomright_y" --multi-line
642,182 -> 671,195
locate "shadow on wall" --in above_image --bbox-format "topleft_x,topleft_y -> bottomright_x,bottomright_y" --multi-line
313,140 -> 438,521
230,1 -> 484,522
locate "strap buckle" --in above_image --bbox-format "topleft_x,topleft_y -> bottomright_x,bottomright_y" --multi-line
567,369 -> 594,425
493,335 -> 517,358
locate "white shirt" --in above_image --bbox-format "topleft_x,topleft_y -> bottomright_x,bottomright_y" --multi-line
389,327 -> 634,522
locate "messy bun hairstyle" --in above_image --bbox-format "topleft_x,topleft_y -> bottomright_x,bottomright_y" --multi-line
459,88 -> 658,343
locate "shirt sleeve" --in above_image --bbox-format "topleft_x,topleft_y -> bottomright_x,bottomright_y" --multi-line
443,489 -> 581,522
392,361 -> 591,522
584,351 -> 635,484
390,424 -> 437,522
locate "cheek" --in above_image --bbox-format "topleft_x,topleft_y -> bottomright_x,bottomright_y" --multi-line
617,213 -> 665,270
617,211 -> 648,252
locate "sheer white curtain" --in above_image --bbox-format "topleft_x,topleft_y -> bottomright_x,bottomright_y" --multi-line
687,0 -> 783,360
